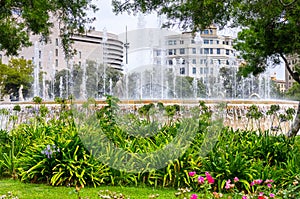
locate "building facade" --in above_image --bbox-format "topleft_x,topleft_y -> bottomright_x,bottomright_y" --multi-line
119,26 -> 239,80
163,26 -> 239,83
0,21 -> 124,80
285,54 -> 300,90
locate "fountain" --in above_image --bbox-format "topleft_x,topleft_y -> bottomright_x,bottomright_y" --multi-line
0,25 -> 298,136
33,41 -> 40,98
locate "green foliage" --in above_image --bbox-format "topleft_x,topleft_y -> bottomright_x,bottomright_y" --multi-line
50,61 -> 123,99
285,83 -> 300,100
0,58 -> 34,99
1,97 -> 299,198
0,0 -> 98,57
33,96 -> 43,104
16,119 -> 109,187
201,128 -> 300,192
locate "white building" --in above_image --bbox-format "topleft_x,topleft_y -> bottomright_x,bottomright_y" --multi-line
0,20 -> 124,80
119,26 -> 240,81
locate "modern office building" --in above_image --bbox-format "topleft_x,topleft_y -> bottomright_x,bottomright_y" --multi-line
0,21 -> 124,80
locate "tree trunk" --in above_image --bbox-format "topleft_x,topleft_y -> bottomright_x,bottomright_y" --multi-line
287,101 -> 300,137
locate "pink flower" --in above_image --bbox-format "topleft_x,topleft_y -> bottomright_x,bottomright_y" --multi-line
259,192 -> 264,196
205,172 -> 215,184
189,171 -> 196,177
242,196 -> 248,199
234,177 -> 239,182
225,179 -> 232,189
269,193 -> 275,198
190,194 -> 198,199
251,179 -> 263,186
267,183 -> 272,188
198,176 -> 204,184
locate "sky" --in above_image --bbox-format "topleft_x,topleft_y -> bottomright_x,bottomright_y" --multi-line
89,0 -> 285,80
90,0 -> 160,34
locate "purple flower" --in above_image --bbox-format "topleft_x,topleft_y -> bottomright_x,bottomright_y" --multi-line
41,144 -> 60,159
269,193 -> 275,198
190,194 -> 198,199
242,196 -> 248,199
234,177 -> 239,182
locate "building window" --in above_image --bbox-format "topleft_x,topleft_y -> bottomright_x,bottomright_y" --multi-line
168,49 -> 176,55
204,40 -> 209,44
168,40 -> 176,45
204,30 -> 209,34
226,60 -> 229,65
180,67 -> 185,74
56,38 -> 59,46
191,39 -> 195,44
192,67 -> 196,74
199,48 -> 203,54
192,59 -> 196,64
204,68 -> 208,74
210,29 -> 213,34
156,50 -> 161,56
169,60 -> 173,65
200,67 -> 203,74
204,48 -> 209,54
55,49 -> 58,56
192,48 -> 196,54
180,40 -> 184,44
226,41 -> 229,45
55,59 -> 58,67
216,40 -> 219,44
217,48 -> 220,54
210,40 -> 213,44
226,49 -> 230,55
39,50 -> 42,59
210,48 -> 213,54
180,48 -> 185,54
39,61 -> 41,67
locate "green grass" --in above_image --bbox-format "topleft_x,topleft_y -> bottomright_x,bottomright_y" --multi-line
0,178 -> 177,199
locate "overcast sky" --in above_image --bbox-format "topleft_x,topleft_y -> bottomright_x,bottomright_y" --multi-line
90,0 -> 160,34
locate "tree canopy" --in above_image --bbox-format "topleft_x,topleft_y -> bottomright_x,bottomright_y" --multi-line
0,58 -> 34,100
0,0 -> 98,57
112,0 -> 300,82
112,0 -> 300,136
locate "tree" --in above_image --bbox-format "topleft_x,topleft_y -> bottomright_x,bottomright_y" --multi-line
50,60 -> 123,99
0,58 -> 34,100
286,83 -> 300,100
112,0 -> 300,137
0,0 -> 98,57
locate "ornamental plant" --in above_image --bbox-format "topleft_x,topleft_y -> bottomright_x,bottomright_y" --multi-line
187,171 -> 216,198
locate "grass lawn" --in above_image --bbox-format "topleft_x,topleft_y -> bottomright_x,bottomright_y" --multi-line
0,178 -> 178,199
